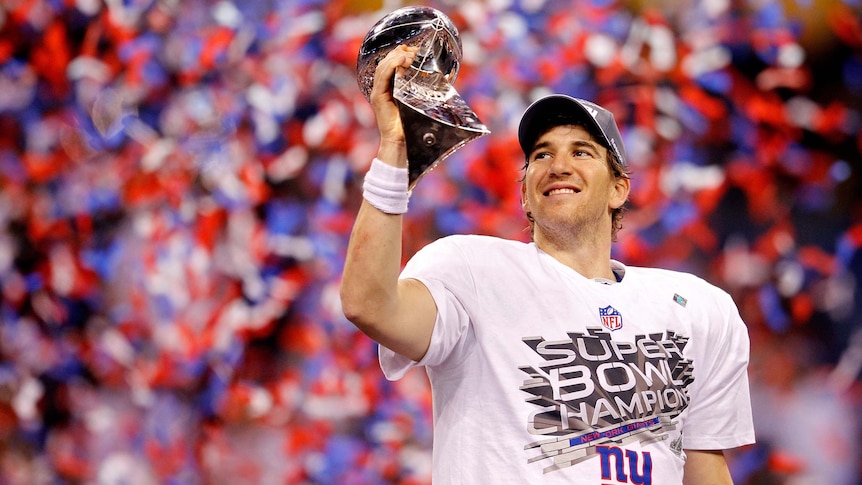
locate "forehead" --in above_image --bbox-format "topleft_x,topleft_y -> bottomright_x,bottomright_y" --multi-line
531,124 -> 605,152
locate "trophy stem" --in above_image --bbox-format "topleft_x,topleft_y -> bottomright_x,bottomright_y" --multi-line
397,100 -> 488,188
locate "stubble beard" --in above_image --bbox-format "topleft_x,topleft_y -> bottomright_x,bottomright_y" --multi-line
533,206 -> 610,250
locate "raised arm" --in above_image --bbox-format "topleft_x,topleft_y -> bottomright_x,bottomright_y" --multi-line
340,45 -> 438,362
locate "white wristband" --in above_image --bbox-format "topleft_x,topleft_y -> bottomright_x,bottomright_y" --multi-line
363,158 -> 410,214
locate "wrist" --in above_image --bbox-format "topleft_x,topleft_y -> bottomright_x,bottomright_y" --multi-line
376,140 -> 408,168
362,158 -> 410,214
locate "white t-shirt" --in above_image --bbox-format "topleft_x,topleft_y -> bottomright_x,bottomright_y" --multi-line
380,235 -> 755,484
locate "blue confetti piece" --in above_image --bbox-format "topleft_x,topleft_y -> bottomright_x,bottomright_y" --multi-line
695,70 -> 732,95
265,201 -> 306,236
758,285 -> 790,332
662,200 -> 698,233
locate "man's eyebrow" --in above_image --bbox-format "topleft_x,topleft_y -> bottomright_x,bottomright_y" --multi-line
530,138 -> 601,157
570,139 -> 601,152
529,140 -> 552,156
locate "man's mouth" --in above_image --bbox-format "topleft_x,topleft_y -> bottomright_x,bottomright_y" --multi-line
544,187 -> 579,196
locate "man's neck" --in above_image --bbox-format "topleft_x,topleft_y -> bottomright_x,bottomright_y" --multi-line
534,231 -> 615,280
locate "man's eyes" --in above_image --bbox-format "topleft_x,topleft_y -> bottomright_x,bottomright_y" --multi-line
531,149 -> 593,161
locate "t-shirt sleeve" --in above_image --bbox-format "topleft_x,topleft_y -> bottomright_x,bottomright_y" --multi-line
683,287 -> 756,450
379,237 -> 476,380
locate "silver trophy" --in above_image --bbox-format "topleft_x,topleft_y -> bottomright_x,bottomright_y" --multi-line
357,6 -> 490,188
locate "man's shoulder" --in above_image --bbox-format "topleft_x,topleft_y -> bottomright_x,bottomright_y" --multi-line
626,265 -> 728,296
416,235 -> 536,272
435,234 -> 531,252
411,235 -> 530,266
626,266 -> 732,307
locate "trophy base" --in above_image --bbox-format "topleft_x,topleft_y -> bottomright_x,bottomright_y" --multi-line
395,86 -> 490,188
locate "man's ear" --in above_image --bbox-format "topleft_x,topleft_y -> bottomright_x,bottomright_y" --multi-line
610,175 -> 630,210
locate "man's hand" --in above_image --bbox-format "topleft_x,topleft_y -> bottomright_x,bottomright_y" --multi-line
370,44 -> 418,161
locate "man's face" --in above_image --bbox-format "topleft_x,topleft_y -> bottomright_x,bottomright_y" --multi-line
521,124 -> 629,240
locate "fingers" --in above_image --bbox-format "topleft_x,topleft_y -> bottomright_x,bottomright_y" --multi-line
371,45 -> 418,102
370,45 -> 418,148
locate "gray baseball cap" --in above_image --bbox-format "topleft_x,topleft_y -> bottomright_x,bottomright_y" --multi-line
518,94 -> 627,167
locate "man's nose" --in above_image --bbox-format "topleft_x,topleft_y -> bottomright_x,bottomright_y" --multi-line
548,155 -> 573,176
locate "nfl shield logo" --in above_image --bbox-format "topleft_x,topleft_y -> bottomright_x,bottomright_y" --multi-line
599,305 -> 623,331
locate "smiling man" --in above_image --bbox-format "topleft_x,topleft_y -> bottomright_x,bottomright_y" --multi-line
518,98 -> 630,278
341,45 -> 755,484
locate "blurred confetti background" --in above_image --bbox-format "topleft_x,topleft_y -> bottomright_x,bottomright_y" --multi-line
0,0 -> 861,483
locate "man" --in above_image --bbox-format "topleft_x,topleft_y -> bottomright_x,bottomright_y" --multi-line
341,45 -> 755,484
